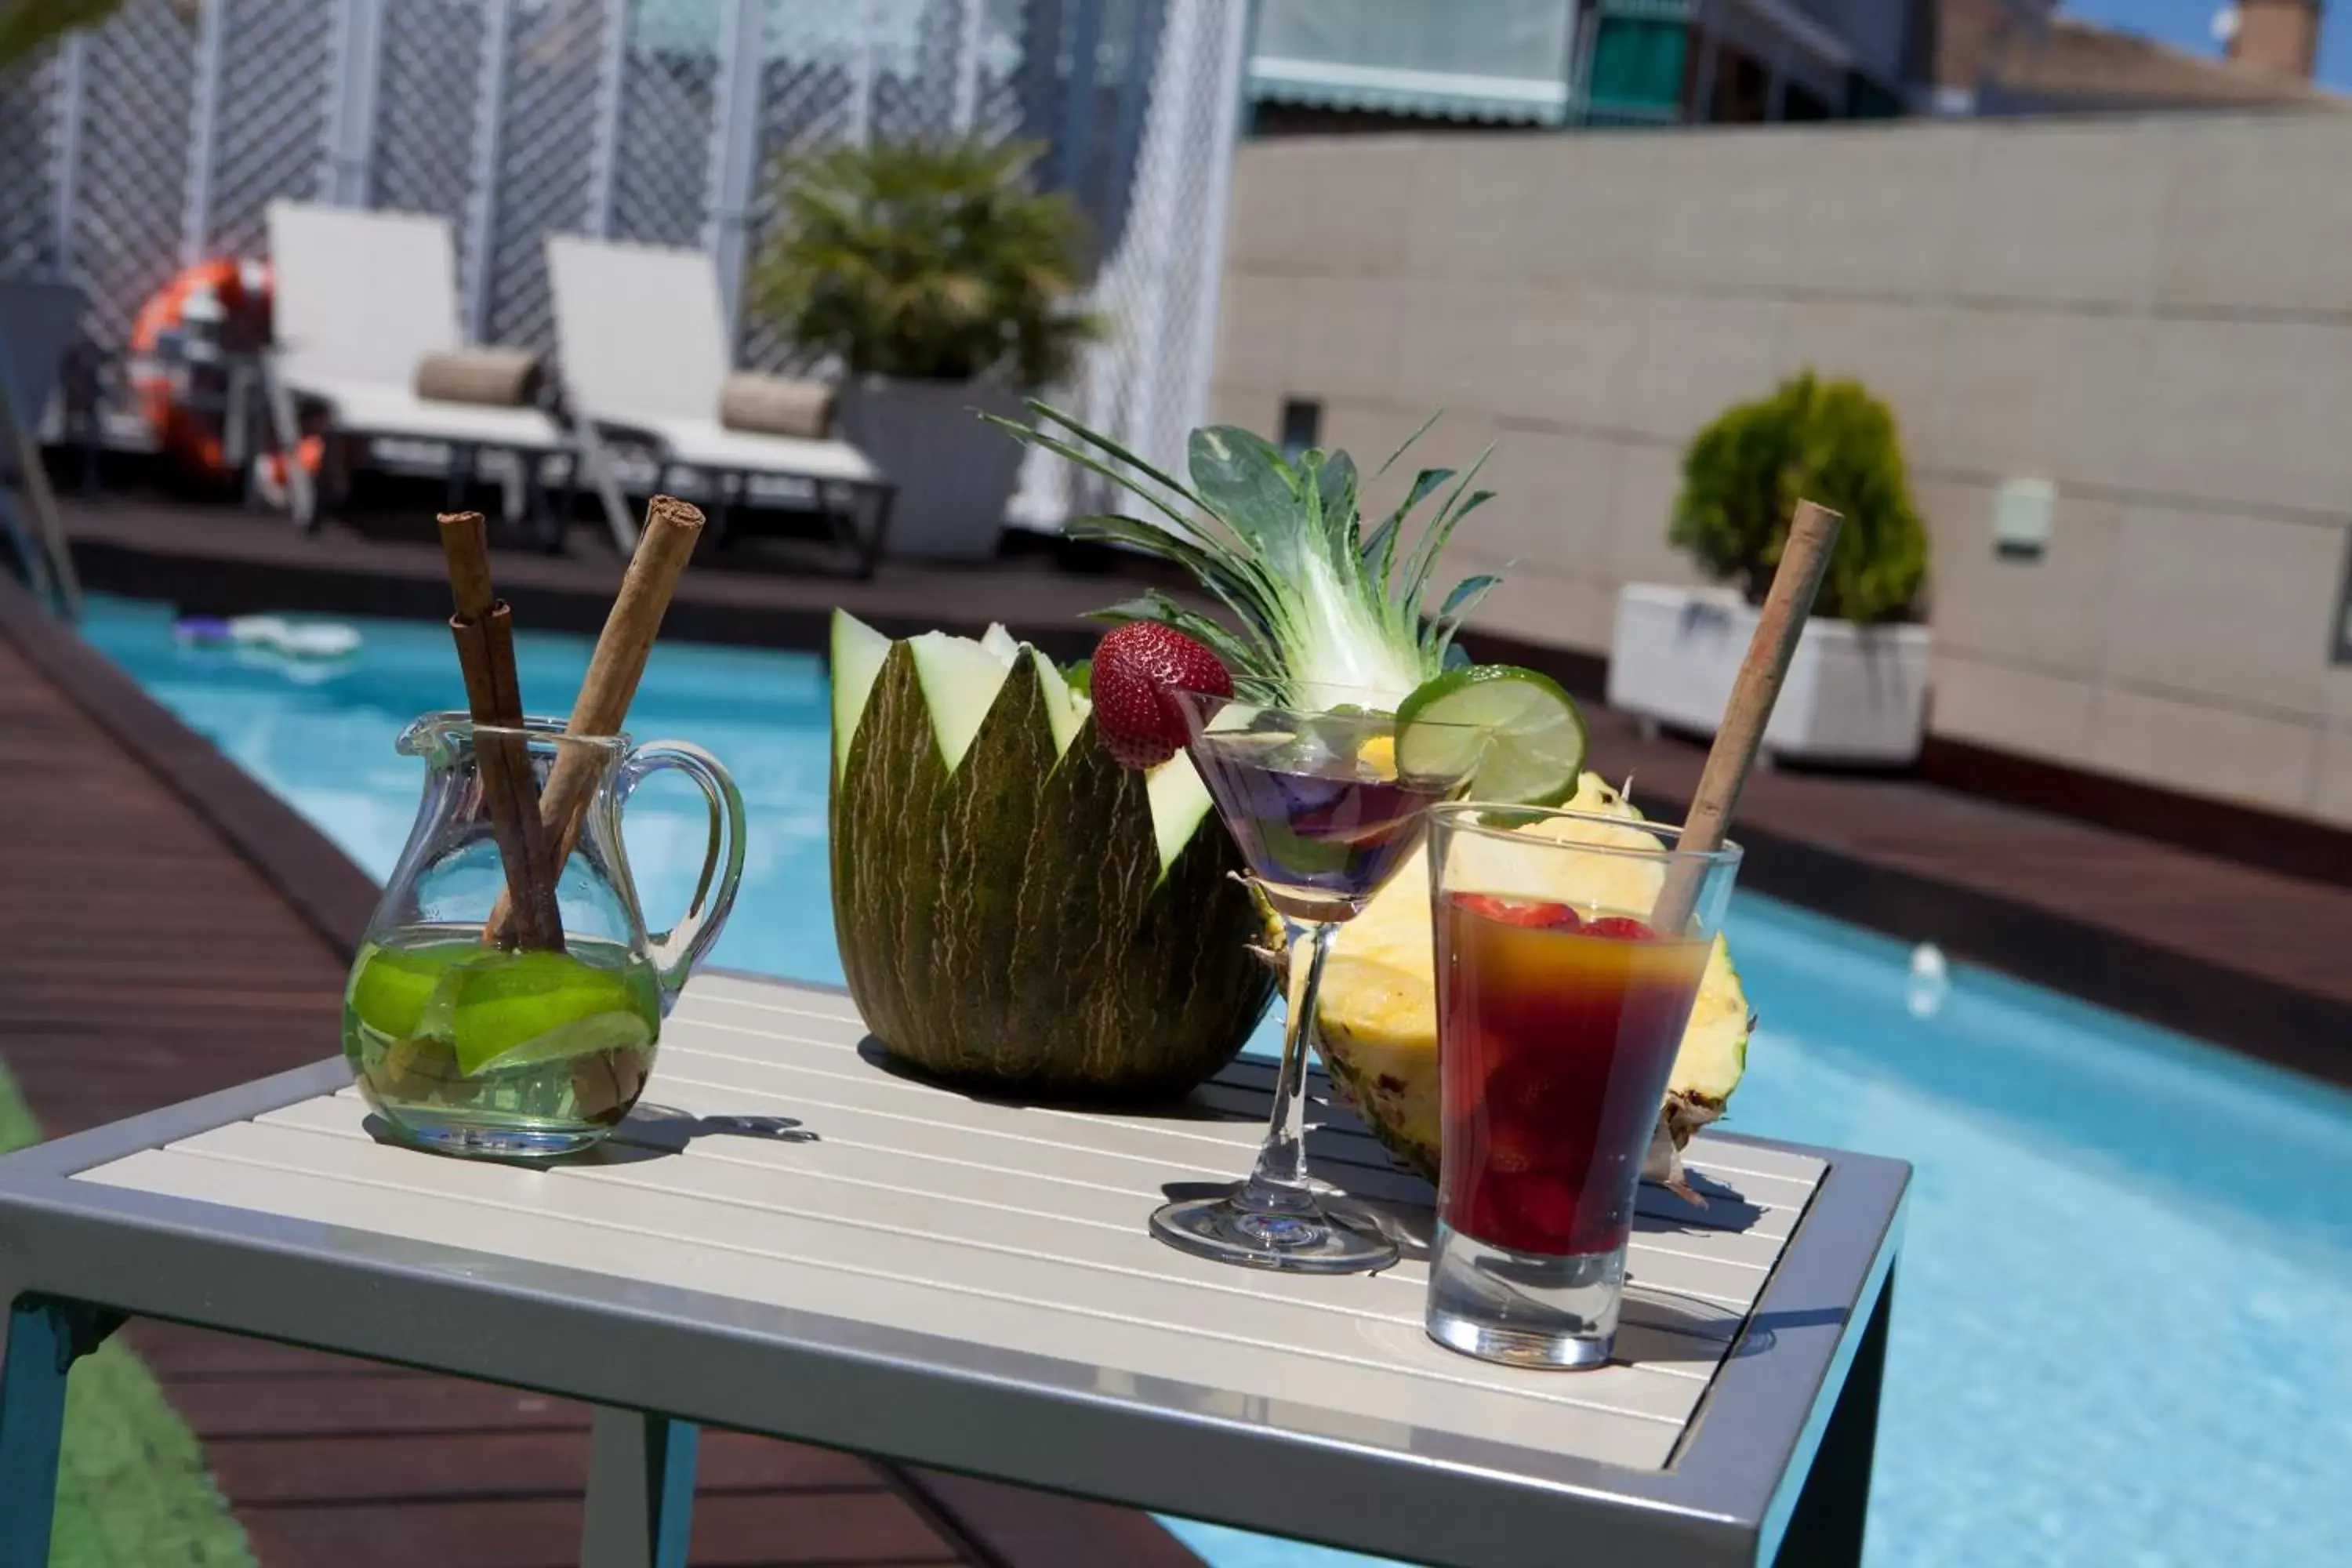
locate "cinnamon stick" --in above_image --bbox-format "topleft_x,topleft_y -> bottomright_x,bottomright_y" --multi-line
483,495 -> 706,947
1653,500 -> 1843,936
439,511 -> 565,952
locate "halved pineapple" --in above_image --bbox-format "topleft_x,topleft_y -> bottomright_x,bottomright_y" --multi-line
1315,774 -> 1752,1185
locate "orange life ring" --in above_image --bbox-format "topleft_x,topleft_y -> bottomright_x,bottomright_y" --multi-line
127,257 -> 323,492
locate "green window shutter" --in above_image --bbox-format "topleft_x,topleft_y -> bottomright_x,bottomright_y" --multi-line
1586,16 -> 1689,124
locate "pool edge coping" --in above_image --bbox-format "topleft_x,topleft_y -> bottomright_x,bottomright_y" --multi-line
0,567 -> 379,956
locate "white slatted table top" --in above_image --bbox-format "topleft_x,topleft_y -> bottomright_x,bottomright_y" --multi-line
72,971 -> 1824,1475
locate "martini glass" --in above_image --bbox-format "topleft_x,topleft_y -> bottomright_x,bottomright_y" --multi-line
1150,685 -> 1486,1272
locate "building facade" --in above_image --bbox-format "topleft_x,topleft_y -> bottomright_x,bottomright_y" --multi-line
1935,0 -> 2337,116
1211,116 -> 2352,826
1243,0 -> 1935,133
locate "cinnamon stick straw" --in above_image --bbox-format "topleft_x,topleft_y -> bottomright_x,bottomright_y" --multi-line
439,511 -> 566,952
1653,500 -> 1844,937
482,495 -> 706,947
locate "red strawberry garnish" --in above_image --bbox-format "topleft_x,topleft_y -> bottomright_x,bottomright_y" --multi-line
1478,1126 -> 1548,1177
1454,892 -> 1577,929
1585,916 -> 1658,942
1091,622 -> 1232,769
1485,1060 -> 1583,1127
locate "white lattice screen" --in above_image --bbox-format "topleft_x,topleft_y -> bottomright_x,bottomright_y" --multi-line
0,0 -> 1245,519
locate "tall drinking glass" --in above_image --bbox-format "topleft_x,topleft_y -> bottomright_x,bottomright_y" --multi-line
1424,804 -> 1742,1367
1150,687 -> 1484,1273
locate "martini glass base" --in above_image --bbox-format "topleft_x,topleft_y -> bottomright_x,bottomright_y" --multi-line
1149,1193 -> 1399,1274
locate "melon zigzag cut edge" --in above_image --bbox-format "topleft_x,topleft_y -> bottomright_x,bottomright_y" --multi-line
831,611 -> 1217,879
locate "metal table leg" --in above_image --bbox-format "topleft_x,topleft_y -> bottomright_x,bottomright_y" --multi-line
1772,1265 -> 1893,1568
498,449 -> 529,529
0,383 -> 80,618
0,1294 -> 123,1568
580,1405 -> 699,1568
0,489 -> 49,609
446,441 -> 480,513
572,425 -> 639,554
708,470 -> 740,548
860,481 -> 895,579
257,353 -> 318,531
529,456 -> 564,554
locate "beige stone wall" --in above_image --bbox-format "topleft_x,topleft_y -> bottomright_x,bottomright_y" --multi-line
1212,116 -> 2352,823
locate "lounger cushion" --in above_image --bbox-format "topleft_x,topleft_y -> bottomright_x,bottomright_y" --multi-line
717,373 -> 833,440
286,374 -> 566,450
634,414 -> 880,485
416,347 -> 544,408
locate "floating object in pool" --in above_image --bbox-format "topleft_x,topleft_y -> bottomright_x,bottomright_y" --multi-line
1907,942 -> 1950,1020
172,614 -> 361,660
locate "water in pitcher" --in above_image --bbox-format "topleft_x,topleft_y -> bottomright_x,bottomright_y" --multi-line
345,924 -> 663,1156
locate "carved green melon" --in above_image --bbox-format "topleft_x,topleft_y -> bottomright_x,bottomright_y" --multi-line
829,612 -> 1273,1100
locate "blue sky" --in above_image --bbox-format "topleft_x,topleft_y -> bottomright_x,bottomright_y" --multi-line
2061,2 -> 2352,88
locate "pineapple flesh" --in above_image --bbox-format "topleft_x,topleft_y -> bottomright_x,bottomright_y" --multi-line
1315,774 -> 1753,1188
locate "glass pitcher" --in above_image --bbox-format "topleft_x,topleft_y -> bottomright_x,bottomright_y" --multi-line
344,713 -> 746,1158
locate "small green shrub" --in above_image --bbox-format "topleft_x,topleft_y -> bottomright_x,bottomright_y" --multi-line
747,137 -> 1104,388
1668,372 -> 1928,624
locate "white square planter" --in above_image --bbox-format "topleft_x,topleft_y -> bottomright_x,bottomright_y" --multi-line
1606,584 -> 1932,765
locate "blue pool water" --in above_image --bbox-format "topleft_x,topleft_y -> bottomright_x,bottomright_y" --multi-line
75,597 -> 2352,1568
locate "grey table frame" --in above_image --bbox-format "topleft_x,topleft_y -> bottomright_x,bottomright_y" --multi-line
0,1057 -> 1906,1568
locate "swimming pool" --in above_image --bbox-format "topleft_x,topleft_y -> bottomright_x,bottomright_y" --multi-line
78,595 -> 2352,1568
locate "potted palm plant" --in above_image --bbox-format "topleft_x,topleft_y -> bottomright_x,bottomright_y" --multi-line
0,0 -> 125,67
747,138 -> 1103,561
1609,372 -> 1933,764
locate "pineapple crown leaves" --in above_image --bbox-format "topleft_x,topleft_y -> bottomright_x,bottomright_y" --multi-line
986,401 -> 1504,704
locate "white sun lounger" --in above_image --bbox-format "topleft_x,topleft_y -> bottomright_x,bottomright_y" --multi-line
543,234 -> 891,574
263,201 -> 635,550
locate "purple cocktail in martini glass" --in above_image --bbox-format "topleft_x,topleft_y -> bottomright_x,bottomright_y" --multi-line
1151,687 -> 1484,1272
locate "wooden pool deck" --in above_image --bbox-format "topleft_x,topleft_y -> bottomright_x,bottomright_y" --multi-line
0,565 -> 1201,1568
50,489 -> 2352,1087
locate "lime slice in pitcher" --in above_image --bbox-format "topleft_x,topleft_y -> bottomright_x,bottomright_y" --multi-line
447,949 -> 658,1077
463,1011 -> 653,1077
347,940 -> 463,1040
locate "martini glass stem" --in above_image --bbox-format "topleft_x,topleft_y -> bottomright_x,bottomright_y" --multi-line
1235,915 -> 1338,1218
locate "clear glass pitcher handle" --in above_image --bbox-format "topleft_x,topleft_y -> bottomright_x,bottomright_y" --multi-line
615,739 -> 747,1007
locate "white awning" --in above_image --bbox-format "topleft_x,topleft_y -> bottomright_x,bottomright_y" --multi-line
1248,0 -> 1579,124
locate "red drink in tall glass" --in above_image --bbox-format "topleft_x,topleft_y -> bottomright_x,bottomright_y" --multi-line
1437,892 -> 1711,1258
1425,805 -> 1741,1369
